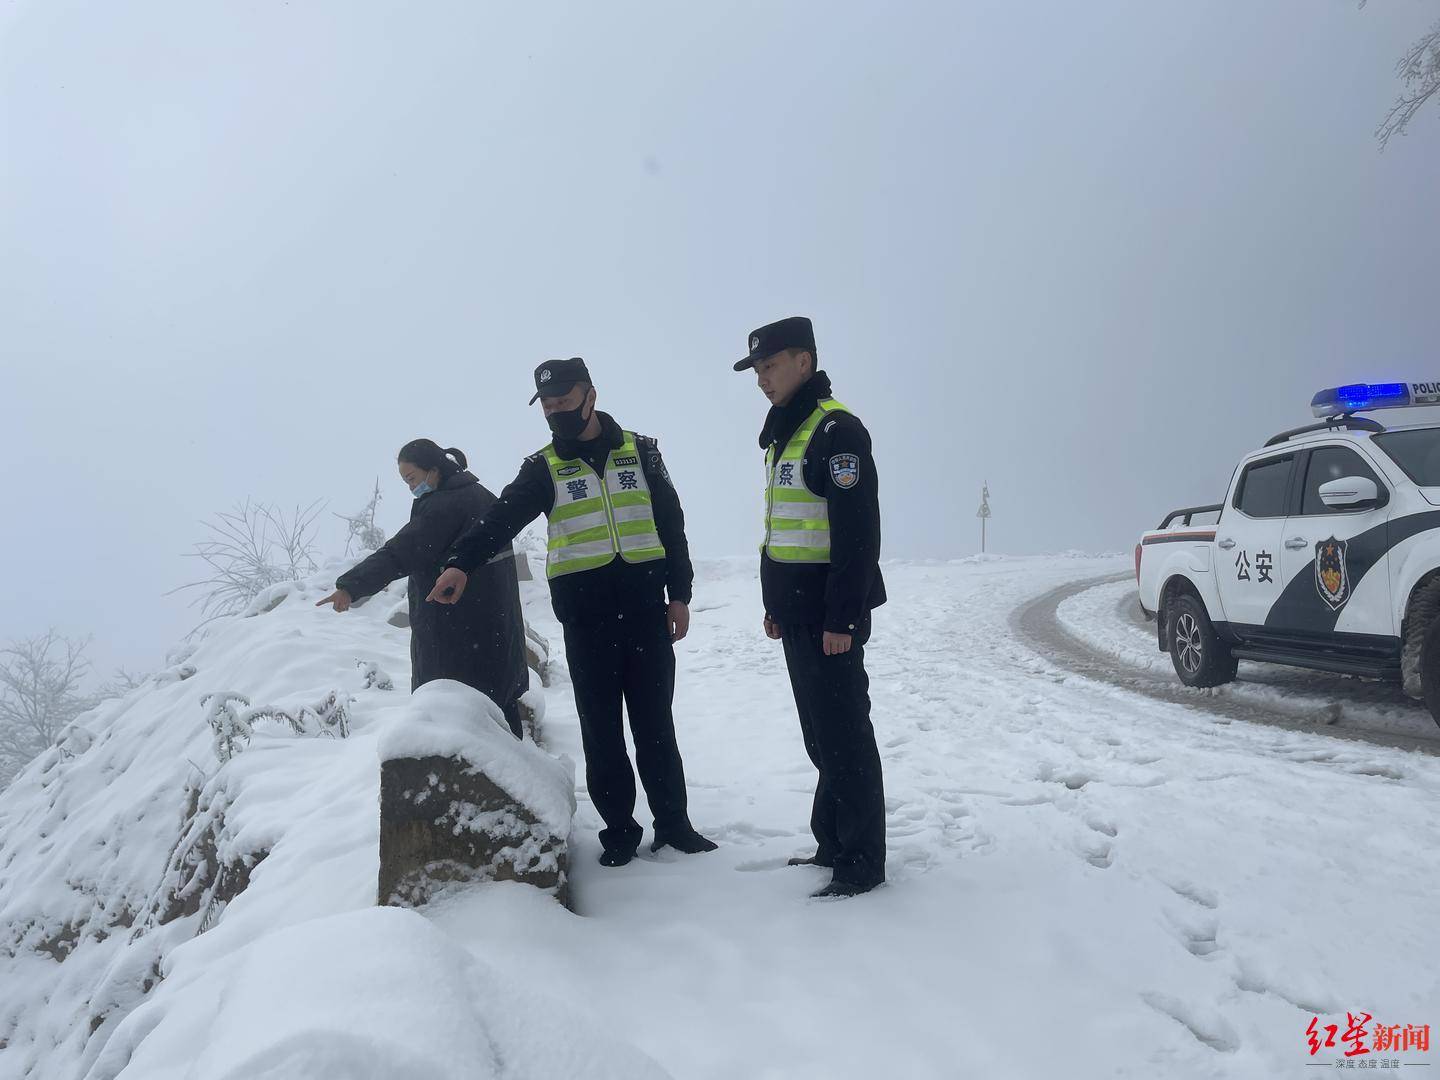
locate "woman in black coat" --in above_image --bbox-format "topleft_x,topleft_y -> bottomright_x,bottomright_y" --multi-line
317,440 -> 529,738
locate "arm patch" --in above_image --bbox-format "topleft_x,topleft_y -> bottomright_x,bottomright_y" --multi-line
830,453 -> 860,489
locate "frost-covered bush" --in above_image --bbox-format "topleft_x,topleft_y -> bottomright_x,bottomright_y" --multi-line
357,659 -> 395,691
202,689 -> 353,762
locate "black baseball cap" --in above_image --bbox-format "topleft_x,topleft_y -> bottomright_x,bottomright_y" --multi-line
734,316 -> 816,372
530,357 -> 591,404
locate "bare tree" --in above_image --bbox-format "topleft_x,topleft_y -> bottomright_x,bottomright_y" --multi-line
0,631 -> 95,787
1368,3 -> 1440,149
169,500 -> 324,627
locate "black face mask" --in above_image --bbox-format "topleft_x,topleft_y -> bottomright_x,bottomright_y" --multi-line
546,400 -> 592,441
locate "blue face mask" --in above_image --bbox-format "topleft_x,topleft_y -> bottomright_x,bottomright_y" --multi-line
411,481 -> 434,498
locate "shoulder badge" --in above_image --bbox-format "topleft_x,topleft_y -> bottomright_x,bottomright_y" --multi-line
830,453 -> 860,490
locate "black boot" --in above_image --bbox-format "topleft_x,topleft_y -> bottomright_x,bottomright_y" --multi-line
599,846 -> 637,867
811,878 -> 880,900
650,826 -> 718,854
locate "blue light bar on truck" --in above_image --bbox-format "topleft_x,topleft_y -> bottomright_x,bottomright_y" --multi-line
1311,381 -> 1440,418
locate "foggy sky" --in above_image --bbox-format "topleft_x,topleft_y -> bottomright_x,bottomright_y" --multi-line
4,0 -> 1440,679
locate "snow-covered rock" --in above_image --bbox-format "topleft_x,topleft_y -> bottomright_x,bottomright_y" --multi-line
377,680 -> 575,907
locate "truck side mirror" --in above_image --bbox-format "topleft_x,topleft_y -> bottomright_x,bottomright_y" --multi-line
1318,476 -> 1380,509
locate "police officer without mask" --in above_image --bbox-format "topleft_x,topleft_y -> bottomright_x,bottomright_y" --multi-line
428,358 -> 716,867
737,317 -> 888,899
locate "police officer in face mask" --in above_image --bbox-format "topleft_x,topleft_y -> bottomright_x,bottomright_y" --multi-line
737,317 -> 888,899
429,358 -> 716,867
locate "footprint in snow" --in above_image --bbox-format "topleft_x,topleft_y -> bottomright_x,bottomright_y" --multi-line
1085,817 -> 1117,838
1140,991 -> 1241,1054
1079,839 -> 1114,870
1232,962 -> 1336,1016
1157,875 -> 1219,910
1162,910 -> 1221,958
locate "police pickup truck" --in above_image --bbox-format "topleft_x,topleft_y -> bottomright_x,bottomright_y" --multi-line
1136,381 -> 1440,726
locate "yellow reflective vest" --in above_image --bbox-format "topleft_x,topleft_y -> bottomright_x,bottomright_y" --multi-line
541,432 -> 666,579
762,398 -> 852,563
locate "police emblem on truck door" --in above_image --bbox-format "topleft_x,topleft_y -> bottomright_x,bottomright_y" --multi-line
1314,537 -> 1351,611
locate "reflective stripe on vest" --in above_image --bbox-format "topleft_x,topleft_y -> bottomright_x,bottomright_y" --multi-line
762,398 -> 851,563
542,432 -> 666,580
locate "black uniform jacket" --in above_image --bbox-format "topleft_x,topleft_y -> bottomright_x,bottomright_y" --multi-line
759,371 -> 886,634
445,412 -> 694,625
336,470 -> 528,708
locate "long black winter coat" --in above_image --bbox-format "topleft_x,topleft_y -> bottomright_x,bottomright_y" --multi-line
336,471 -> 528,715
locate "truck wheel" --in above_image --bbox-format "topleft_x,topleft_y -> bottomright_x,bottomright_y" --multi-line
1401,578 -> 1440,699
1418,619 -> 1440,729
1167,595 -> 1238,688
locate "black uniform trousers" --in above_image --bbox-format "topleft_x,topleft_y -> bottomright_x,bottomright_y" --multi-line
780,615 -> 886,887
562,605 -> 691,852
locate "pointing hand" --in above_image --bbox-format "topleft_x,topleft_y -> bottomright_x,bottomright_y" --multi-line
316,589 -> 352,613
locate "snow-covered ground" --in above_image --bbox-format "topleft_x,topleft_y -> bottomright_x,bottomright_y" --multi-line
2,555 -> 1437,1079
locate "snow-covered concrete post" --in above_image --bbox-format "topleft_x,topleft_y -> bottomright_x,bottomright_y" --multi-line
376,681 -> 575,909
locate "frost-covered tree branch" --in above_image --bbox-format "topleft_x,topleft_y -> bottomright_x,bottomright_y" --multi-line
1369,4 -> 1440,149
0,631 -> 95,786
336,480 -> 387,556
169,500 -> 324,628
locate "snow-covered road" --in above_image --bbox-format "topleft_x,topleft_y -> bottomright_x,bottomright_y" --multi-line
1033,572 -> 1440,755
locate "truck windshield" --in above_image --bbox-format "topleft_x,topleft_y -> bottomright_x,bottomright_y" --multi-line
1373,429 -> 1440,485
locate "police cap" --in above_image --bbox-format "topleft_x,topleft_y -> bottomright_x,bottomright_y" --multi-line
734,316 -> 816,372
530,357 -> 592,404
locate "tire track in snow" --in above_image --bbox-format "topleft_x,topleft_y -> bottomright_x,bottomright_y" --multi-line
1011,573 -> 1440,758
